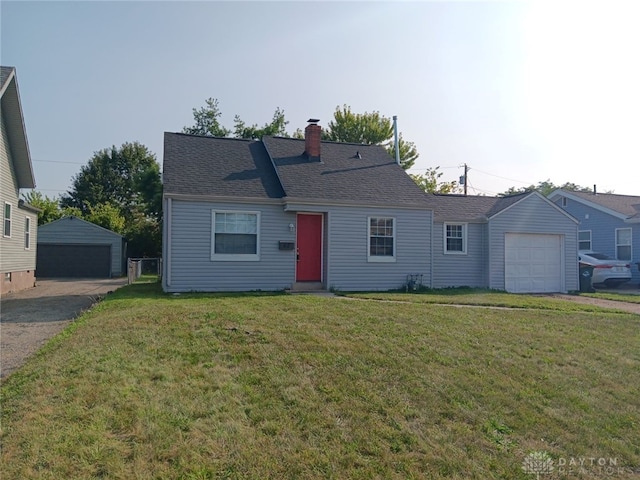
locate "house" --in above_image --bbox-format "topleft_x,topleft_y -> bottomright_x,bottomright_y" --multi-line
37,216 -> 126,278
423,192 -> 579,293
162,120 -> 581,293
162,121 -> 433,292
1,66 -> 38,295
548,189 -> 640,284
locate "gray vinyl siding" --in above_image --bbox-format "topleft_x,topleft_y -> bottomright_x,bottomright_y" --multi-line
554,196 -> 640,283
431,222 -> 488,288
0,113 -> 37,273
489,194 -> 579,292
165,200 -> 297,292
164,199 -> 432,292
326,206 -> 431,291
38,217 -> 124,276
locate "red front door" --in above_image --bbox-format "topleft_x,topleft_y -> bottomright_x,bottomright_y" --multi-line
296,214 -> 322,281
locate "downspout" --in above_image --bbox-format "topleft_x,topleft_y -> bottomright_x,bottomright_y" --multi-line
393,115 -> 400,166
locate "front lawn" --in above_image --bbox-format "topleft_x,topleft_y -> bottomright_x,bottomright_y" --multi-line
345,288 -> 636,311
1,285 -> 639,479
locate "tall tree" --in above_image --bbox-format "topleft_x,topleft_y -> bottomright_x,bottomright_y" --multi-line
324,105 -> 393,145
61,142 -> 162,256
411,167 -> 460,194
182,98 -> 231,137
385,134 -> 418,170
233,107 -> 289,139
84,203 -> 126,234
22,191 -> 61,225
324,105 -> 418,170
184,98 -> 290,140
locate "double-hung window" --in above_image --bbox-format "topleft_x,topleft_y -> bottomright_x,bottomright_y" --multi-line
211,211 -> 260,261
24,217 -> 31,249
578,230 -> 592,251
444,223 -> 466,254
3,203 -> 11,237
615,228 -> 632,261
368,217 -> 395,262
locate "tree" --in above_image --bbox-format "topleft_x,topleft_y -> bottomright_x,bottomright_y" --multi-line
184,98 -> 290,140
385,134 -> 418,170
183,100 -> 421,169
85,203 -> 126,234
324,105 -> 418,170
182,98 -> 231,137
61,142 -> 162,256
233,107 -> 289,139
499,180 -> 595,197
324,105 -> 393,145
22,191 -> 62,225
410,167 -> 460,194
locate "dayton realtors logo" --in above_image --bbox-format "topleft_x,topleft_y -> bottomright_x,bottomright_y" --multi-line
523,452 -> 628,477
522,451 -> 554,479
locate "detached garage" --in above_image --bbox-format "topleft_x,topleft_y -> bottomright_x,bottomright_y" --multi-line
37,216 -> 125,278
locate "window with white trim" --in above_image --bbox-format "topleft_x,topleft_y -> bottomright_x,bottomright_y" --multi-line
4,203 -> 11,237
211,211 -> 260,261
578,230 -> 591,251
615,228 -> 632,261
24,217 -> 31,249
444,223 -> 467,254
368,217 -> 395,262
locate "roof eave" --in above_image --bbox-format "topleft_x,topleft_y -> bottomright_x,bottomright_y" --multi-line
548,189 -> 629,221
1,69 -> 35,188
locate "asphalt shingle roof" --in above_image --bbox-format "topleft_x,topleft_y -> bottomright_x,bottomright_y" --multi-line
163,133 -> 285,199
564,191 -> 640,219
421,192 -> 532,222
262,136 -> 430,207
0,66 -> 14,92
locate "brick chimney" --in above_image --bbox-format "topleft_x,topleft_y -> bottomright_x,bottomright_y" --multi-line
304,119 -> 321,160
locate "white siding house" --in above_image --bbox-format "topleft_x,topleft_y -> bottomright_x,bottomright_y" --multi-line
0,66 -> 38,294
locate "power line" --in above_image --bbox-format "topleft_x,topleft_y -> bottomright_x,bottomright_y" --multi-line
470,168 -> 532,185
32,159 -> 85,165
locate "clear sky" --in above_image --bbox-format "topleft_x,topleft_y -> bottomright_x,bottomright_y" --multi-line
2,0 -> 638,197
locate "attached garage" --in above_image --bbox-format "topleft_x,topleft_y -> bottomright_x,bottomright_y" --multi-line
37,217 -> 125,278
488,193 -> 579,293
505,233 -> 562,293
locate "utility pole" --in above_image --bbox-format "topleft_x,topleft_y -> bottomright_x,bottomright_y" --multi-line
459,163 -> 469,196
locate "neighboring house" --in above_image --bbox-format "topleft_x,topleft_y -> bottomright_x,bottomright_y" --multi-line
37,216 -> 126,278
548,189 -> 640,284
423,192 -> 579,293
0,66 -> 38,295
162,121 -> 433,292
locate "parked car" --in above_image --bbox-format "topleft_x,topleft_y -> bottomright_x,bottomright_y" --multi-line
578,251 -> 632,287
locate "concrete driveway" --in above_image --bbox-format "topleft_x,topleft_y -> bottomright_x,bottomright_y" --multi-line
0,278 -> 127,379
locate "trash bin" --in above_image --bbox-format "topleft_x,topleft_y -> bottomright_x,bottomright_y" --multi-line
579,264 -> 595,292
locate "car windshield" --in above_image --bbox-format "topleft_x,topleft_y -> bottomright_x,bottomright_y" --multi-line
588,253 -> 613,260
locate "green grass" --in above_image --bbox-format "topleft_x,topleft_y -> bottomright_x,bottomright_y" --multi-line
2,286 -> 639,479
344,287 -> 636,312
584,291 -> 640,304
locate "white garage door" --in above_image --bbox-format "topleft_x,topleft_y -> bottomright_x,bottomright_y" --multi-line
505,233 -> 562,293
